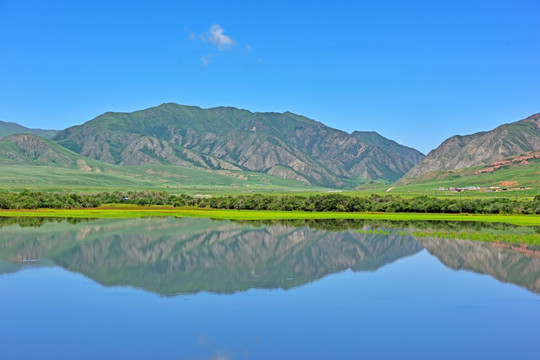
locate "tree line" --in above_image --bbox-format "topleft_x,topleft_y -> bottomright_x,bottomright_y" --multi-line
198,193 -> 540,214
0,191 -> 539,214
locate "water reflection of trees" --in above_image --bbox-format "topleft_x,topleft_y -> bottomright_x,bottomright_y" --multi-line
0,217 -> 95,229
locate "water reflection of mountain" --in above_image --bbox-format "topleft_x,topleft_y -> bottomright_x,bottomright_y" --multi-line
0,260 -> 26,276
418,237 -> 540,293
0,217 -> 538,295
0,217 -> 421,295
233,218 -> 540,234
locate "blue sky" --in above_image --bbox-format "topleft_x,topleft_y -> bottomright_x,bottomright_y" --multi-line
1,0 -> 539,154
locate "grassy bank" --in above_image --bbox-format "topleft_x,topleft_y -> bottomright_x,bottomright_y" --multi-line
0,205 -> 538,226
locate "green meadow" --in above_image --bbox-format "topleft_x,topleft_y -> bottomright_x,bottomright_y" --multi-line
0,159 -> 538,199
0,164 -> 322,194
0,206 -> 538,226
365,160 -> 540,198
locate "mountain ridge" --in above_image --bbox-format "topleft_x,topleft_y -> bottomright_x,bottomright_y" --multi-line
53,103 -> 425,187
402,113 -> 540,179
0,120 -> 57,139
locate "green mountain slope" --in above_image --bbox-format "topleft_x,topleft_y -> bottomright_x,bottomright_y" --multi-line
403,113 -> 540,179
0,134 -> 314,192
351,131 -> 424,165
53,103 -> 425,187
0,120 -> 57,139
0,133 -> 105,169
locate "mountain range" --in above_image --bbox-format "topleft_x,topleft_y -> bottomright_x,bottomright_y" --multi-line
51,103 -> 424,187
1,104 -> 539,188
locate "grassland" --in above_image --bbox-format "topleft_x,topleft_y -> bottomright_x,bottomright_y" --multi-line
382,159 -> 540,197
349,162 -> 540,199
0,205 -> 538,226
1,158 -> 538,199
0,164 -> 323,194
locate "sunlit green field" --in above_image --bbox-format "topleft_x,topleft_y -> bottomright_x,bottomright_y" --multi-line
0,165 -> 323,194
0,206 -> 538,226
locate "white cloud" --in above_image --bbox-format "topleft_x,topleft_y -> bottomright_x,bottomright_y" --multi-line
208,24 -> 235,51
201,54 -> 213,66
190,24 -> 235,51
189,24 -> 248,65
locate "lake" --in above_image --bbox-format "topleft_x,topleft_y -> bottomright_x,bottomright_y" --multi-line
0,217 -> 539,359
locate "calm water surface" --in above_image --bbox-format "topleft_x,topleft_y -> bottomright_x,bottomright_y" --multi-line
0,217 -> 539,359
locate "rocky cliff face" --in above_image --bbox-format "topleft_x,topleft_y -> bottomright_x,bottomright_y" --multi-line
53,103 -> 424,187
403,113 -> 540,178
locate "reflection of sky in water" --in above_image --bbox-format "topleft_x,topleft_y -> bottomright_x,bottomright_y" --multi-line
1,250 -> 539,360
0,217 -> 539,359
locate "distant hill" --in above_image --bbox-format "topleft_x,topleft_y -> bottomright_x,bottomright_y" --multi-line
0,133 -> 102,170
53,103 -> 425,187
403,113 -> 540,179
0,120 -> 57,139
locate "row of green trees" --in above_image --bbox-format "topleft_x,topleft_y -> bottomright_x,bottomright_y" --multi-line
0,191 -> 539,214
196,193 -> 540,214
0,190 -> 173,209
